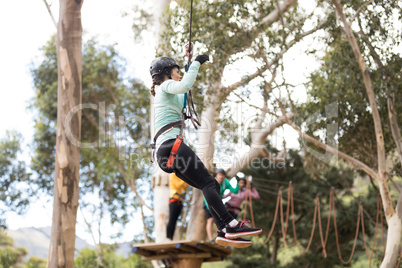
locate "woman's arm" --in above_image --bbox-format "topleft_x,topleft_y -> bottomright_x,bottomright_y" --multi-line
249,187 -> 260,199
162,61 -> 201,94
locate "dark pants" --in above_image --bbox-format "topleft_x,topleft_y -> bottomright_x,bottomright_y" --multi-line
166,198 -> 183,240
228,211 -> 238,220
157,139 -> 234,230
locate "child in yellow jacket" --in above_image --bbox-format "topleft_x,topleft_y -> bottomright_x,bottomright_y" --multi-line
166,173 -> 189,240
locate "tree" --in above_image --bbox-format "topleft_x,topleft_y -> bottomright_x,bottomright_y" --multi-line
273,1 -> 401,266
31,36 -> 155,264
31,35 -> 153,227
25,256 -> 47,268
0,229 -> 28,267
74,245 -> 148,268
0,131 -> 31,226
224,146 -> 379,267
47,0 -> 84,266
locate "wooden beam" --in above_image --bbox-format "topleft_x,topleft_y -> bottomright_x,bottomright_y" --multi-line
176,253 -> 211,259
175,243 -> 198,253
142,254 -> 171,261
203,256 -> 224,262
142,252 -> 211,261
196,243 -> 232,256
131,247 -> 153,257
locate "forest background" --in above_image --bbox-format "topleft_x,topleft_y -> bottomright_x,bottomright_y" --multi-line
0,0 -> 401,267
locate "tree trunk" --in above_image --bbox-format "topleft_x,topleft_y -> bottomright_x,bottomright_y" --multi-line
387,92 -> 402,165
227,114 -> 290,177
330,2 -> 400,266
271,232 -> 279,264
151,0 -> 172,246
47,0 -> 83,267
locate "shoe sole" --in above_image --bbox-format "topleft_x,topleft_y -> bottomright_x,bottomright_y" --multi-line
225,229 -> 262,239
215,237 -> 252,248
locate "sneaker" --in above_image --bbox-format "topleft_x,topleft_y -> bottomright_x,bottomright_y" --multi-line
225,220 -> 262,239
215,231 -> 252,248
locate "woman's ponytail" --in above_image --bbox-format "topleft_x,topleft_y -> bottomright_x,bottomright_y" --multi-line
150,83 -> 156,96
150,71 -> 169,96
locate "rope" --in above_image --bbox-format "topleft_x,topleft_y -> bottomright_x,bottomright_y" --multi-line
288,183 -> 318,254
188,0 -> 193,63
242,177 -> 256,227
182,0 -> 201,130
242,180 -> 249,222
279,186 -> 288,247
332,192 -> 362,265
316,197 -> 328,258
264,189 -> 282,244
262,185 -> 389,265
248,181 -> 256,227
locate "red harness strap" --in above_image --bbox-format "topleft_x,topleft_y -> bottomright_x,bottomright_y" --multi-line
166,135 -> 183,168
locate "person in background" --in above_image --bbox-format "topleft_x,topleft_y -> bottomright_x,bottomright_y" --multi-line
166,173 -> 189,240
204,169 -> 239,242
224,175 -> 260,220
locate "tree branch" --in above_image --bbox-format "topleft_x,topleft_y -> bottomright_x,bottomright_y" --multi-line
274,96 -> 378,178
350,0 -> 374,25
222,20 -> 327,97
42,0 -> 57,29
82,112 -> 154,212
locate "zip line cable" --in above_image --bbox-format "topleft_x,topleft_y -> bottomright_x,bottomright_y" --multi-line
182,0 -> 201,129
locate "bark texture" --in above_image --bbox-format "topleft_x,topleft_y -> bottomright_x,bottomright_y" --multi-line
331,1 -> 400,267
47,0 -> 83,267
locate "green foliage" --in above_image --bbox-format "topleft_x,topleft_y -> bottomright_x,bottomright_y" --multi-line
0,230 -> 27,268
225,147 -> 378,267
154,0 -> 318,116
300,1 -> 401,174
0,131 -> 31,225
74,246 -> 149,268
29,36 -> 153,229
24,256 -> 47,268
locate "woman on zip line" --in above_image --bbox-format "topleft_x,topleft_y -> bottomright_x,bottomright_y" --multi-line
149,45 -> 262,248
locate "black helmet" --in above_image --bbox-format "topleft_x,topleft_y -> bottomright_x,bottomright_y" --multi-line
216,168 -> 226,175
236,175 -> 246,182
149,57 -> 180,77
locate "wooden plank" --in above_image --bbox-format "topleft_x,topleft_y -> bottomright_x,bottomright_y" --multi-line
175,253 -> 211,259
131,247 -> 153,257
142,254 -> 171,261
175,243 -> 198,253
132,240 -> 232,260
203,256 -> 224,262
196,244 -> 227,257
141,252 -> 211,261
196,242 -> 232,255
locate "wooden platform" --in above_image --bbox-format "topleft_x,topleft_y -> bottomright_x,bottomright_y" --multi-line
132,240 -> 232,263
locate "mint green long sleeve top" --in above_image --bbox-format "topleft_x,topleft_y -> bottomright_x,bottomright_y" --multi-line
204,178 -> 239,209
154,61 -> 201,151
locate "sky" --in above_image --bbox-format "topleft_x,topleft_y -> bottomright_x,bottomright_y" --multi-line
0,0 -> 322,246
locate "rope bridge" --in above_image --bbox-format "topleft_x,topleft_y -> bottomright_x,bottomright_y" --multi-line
242,181 -> 395,266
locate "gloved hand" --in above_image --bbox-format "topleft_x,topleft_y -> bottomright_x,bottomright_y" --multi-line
195,54 -> 209,65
